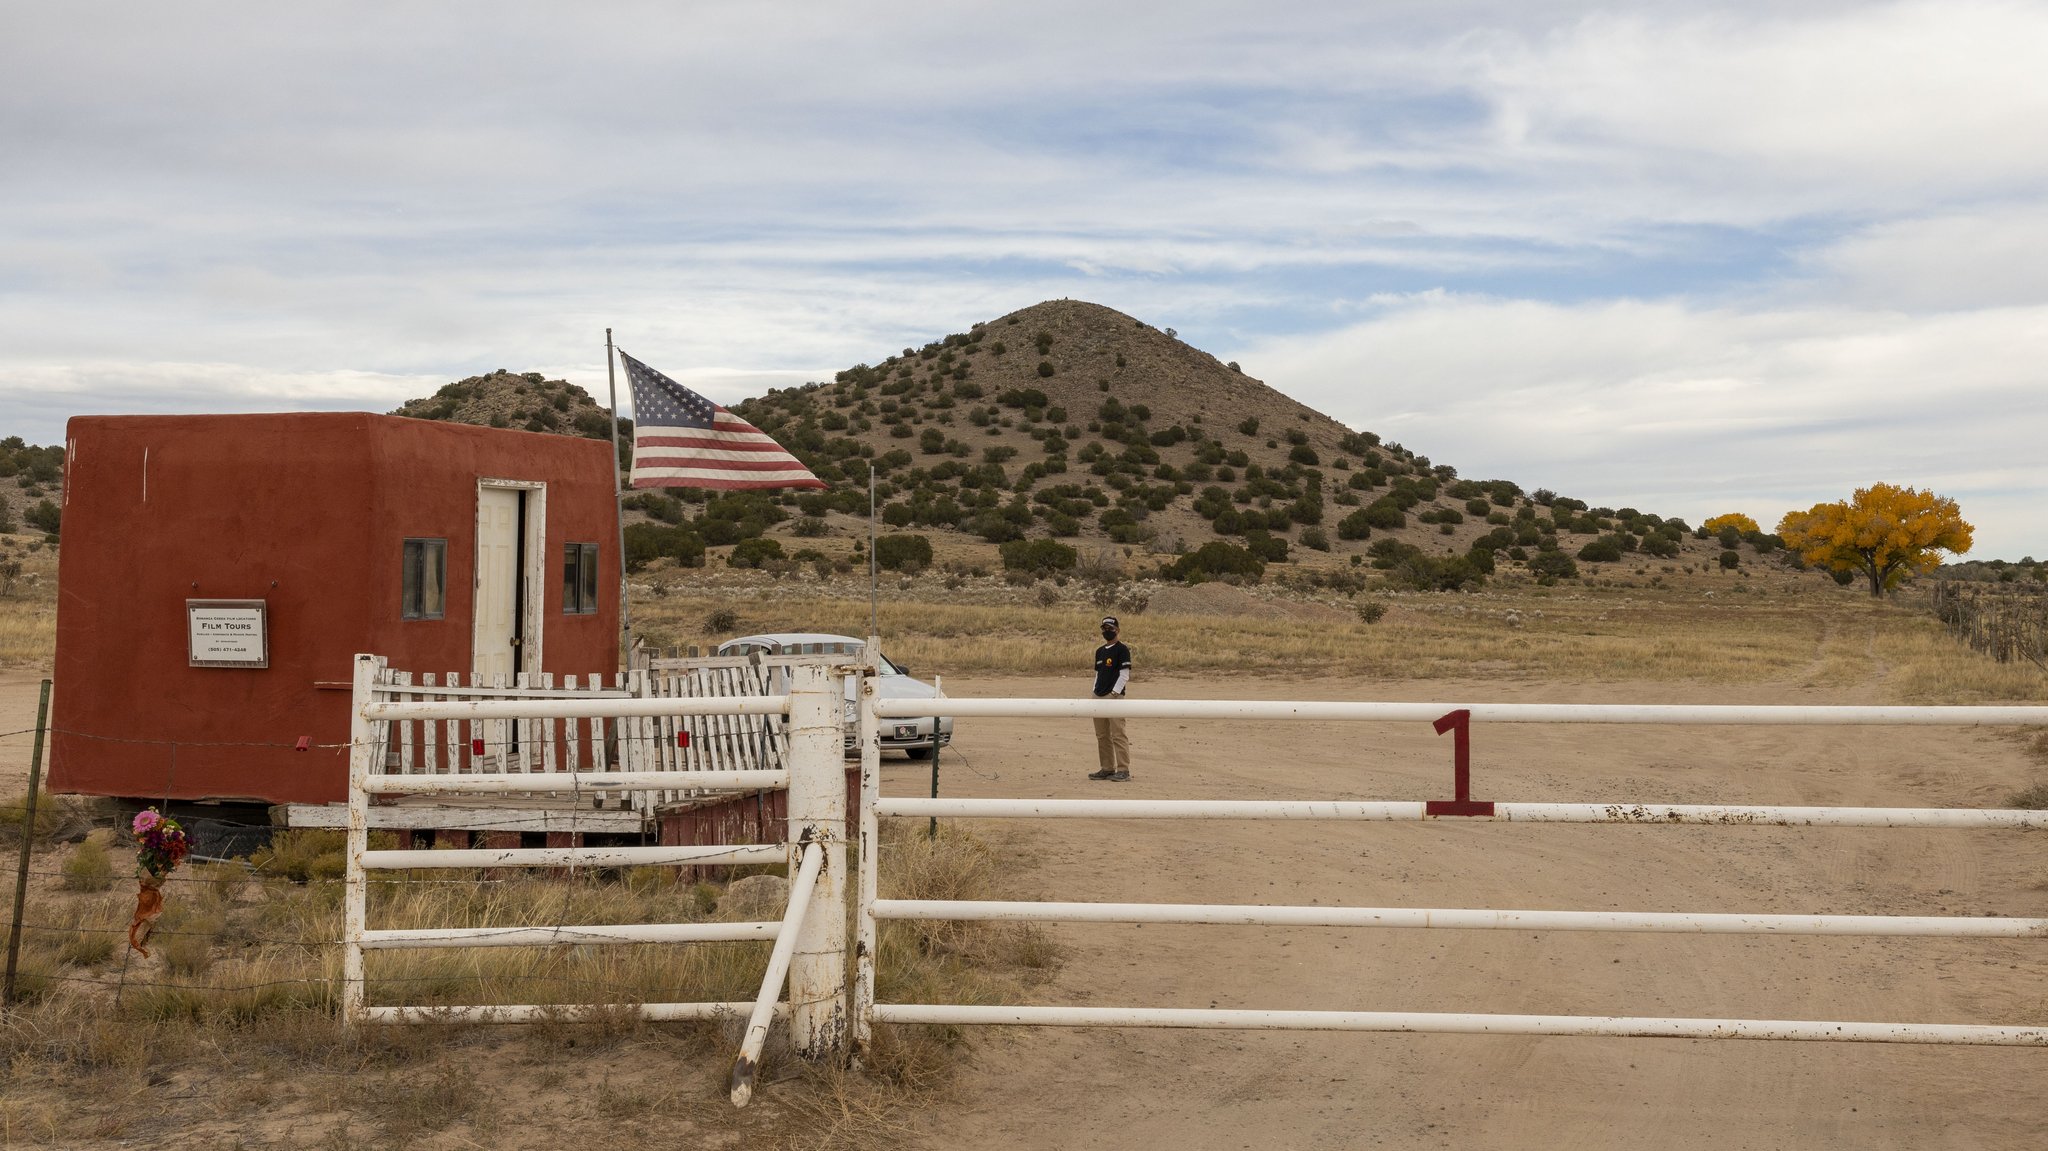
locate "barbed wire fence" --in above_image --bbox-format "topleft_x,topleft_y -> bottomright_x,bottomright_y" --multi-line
1931,580 -> 2048,672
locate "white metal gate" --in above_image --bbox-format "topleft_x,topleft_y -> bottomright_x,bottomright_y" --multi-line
855,695 -> 2048,1049
344,648 -> 2048,1111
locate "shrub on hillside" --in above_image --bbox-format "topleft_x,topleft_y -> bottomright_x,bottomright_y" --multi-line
622,523 -> 705,572
1167,541 -> 1265,584
1336,508 -> 1375,540
1528,551 -> 1578,583
876,533 -> 934,571
25,499 -> 59,537
727,537 -> 785,569
1362,501 -> 1406,530
1389,553 -> 1486,592
1639,533 -> 1681,558
1577,536 -> 1625,563
1000,537 -> 1077,576
1720,549 -> 1741,570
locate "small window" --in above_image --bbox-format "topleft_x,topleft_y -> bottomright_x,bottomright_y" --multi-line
401,539 -> 446,620
562,542 -> 600,614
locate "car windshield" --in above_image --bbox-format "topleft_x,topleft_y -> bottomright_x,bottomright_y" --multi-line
724,639 -> 903,676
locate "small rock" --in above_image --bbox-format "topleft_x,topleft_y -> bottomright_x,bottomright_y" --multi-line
718,873 -> 790,921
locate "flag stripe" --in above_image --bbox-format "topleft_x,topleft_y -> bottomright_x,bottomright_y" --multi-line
634,436 -> 794,454
618,349 -> 825,491
632,474 -> 818,491
632,453 -> 821,472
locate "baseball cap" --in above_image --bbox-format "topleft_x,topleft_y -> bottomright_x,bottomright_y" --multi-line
1100,616 -> 1119,628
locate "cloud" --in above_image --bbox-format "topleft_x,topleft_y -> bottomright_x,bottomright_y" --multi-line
1243,292 -> 2048,557
1800,205 -> 2048,310
5,1 -> 2048,557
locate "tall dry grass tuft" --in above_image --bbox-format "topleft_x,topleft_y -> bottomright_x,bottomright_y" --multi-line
58,833 -> 117,892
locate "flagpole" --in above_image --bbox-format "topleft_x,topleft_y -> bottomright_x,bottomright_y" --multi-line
868,463 -> 878,640
606,328 -> 633,672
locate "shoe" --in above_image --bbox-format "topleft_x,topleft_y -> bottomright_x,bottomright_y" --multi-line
1109,771 -> 1131,782
1087,768 -> 1117,780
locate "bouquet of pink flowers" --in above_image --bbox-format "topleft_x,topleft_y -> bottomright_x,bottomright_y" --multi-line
131,808 -> 191,881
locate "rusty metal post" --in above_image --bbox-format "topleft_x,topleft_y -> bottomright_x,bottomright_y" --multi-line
341,653 -> 380,1027
3,679 -> 53,1007
784,663 -> 846,1059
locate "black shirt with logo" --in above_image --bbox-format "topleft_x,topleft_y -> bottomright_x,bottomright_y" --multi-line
1093,640 -> 1132,696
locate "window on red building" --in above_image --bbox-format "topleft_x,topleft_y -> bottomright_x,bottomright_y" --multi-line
401,538 -> 446,620
562,542 -> 599,614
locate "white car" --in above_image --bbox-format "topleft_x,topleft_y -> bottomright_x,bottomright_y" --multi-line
714,633 -> 956,759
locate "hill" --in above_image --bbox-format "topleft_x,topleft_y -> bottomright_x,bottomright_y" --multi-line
706,299 -> 1759,588
383,303 -> 1790,591
390,369 -> 622,443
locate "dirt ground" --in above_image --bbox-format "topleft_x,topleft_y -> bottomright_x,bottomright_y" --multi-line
6,664 -> 2047,1148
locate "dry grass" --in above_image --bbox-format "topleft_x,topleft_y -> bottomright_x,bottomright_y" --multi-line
0,816 -> 1058,1147
0,531 -> 58,667
626,565 -> 2048,699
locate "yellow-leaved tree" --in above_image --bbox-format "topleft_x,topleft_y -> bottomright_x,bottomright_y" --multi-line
1777,484 -> 1973,597
1702,513 -> 1760,535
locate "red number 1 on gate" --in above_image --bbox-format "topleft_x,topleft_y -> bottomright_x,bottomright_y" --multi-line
1426,708 -> 1493,816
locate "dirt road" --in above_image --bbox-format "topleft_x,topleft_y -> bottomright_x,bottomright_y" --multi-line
878,673 -> 2048,1150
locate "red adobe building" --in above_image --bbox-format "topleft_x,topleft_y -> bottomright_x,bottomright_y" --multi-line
49,413 -> 620,806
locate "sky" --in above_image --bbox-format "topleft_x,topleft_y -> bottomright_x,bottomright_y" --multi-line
4,1 -> 2044,558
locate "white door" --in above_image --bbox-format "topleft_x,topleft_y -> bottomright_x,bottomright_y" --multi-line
473,487 -> 521,684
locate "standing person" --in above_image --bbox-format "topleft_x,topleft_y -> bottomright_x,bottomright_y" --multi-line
1088,616 -> 1132,782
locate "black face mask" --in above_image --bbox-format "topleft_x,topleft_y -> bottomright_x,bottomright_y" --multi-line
1101,629 -> 1117,640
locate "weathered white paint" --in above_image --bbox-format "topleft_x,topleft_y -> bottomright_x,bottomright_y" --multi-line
359,844 -> 785,869
361,693 -> 789,721
871,1005 -> 2048,1046
876,899 -> 2048,938
341,653 -> 379,1026
278,803 -> 645,832
472,486 -> 521,685
362,921 -> 780,949
363,768 -> 787,794
785,663 -> 849,1061
877,797 -> 2048,828
872,697 -> 2048,726
364,1001 -> 784,1024
853,642 -> 882,1062
731,840 -> 824,1108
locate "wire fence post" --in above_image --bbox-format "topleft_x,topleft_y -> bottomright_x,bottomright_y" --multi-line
3,678 -> 53,1007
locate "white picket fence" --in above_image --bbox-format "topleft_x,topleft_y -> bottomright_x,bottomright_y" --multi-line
341,651 -> 852,1106
342,649 -> 2048,1111
359,654 -> 800,811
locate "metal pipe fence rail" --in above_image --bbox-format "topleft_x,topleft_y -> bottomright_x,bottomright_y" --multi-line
344,652 -> 854,1110
877,797 -> 2048,828
854,692 -> 2048,1055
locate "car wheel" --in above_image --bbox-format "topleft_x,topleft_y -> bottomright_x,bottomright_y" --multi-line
904,747 -> 932,760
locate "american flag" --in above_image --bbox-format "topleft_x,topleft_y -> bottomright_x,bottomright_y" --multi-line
618,351 -> 825,491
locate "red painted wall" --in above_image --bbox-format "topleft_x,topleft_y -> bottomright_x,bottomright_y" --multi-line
50,413 -> 619,805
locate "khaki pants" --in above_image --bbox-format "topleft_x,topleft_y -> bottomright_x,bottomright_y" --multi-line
1092,715 -> 1130,774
